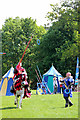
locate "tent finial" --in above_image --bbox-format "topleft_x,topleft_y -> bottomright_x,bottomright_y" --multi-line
52,63 -> 53,66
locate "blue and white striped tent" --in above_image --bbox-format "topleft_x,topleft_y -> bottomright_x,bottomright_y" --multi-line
43,64 -> 62,93
0,67 -> 14,96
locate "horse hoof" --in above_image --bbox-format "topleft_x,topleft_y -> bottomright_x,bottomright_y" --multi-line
14,102 -> 17,105
19,107 -> 22,109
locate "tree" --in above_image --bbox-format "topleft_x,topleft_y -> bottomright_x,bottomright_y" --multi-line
35,0 -> 80,77
0,30 -> 2,79
2,17 -> 46,87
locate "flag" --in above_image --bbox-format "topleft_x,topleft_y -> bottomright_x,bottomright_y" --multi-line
75,57 -> 79,85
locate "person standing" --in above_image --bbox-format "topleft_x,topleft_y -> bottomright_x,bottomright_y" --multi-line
53,75 -> 58,94
62,72 -> 73,108
75,79 -> 78,92
59,77 -> 63,94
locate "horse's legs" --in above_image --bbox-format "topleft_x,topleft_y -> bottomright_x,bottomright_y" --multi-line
19,95 -> 23,109
19,88 -> 24,109
14,94 -> 18,108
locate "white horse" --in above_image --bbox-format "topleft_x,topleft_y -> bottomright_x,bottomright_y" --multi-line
14,80 -> 25,109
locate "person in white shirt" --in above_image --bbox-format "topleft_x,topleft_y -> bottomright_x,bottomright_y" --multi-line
59,77 -> 63,94
53,75 -> 58,94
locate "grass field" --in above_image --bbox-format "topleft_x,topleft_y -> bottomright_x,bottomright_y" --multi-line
0,92 -> 78,119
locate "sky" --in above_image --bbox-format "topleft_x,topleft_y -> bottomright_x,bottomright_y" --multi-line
0,0 -> 60,29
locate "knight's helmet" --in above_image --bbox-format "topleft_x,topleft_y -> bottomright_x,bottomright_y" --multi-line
16,62 -> 23,74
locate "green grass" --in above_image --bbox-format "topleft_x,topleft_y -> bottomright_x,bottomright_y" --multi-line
0,92 -> 78,119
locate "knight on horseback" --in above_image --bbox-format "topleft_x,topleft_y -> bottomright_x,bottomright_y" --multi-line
10,36 -> 32,109
11,63 -> 31,109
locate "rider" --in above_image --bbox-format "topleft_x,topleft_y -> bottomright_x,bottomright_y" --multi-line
10,63 -> 31,98
10,63 -> 23,94
21,68 -> 31,98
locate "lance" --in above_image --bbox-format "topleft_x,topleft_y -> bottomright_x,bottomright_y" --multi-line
13,36 -> 32,80
37,65 -> 43,80
36,76 -> 39,82
35,69 -> 41,83
36,65 -> 51,94
19,36 -> 32,64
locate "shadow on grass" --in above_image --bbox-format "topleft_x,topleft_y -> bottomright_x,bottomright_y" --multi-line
52,106 -> 64,109
0,107 -> 17,110
59,107 -> 65,108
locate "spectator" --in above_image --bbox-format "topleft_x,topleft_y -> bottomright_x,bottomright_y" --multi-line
59,77 -> 63,94
75,79 -> 78,92
53,75 -> 58,94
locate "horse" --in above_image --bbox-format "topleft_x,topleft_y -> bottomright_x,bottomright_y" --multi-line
13,79 -> 25,109
13,79 -> 31,109
10,67 -> 31,109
